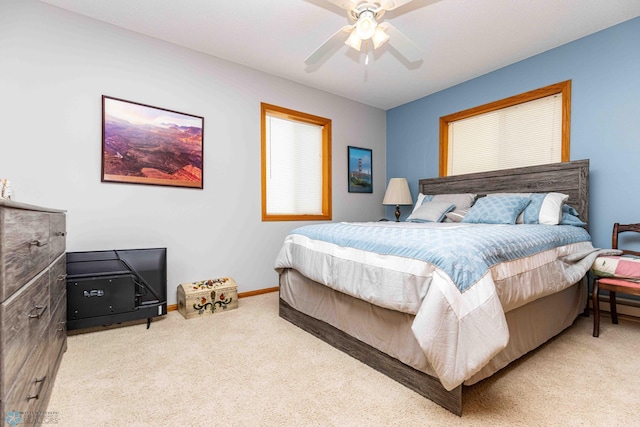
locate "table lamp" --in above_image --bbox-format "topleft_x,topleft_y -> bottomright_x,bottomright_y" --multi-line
382,178 -> 413,222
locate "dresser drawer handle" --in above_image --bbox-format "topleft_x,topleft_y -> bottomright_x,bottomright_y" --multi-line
26,375 -> 47,400
28,305 -> 47,319
28,239 -> 48,248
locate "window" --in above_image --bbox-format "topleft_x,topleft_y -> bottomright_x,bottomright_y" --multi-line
261,103 -> 332,221
439,80 -> 571,176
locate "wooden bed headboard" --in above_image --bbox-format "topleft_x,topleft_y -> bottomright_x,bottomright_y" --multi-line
418,159 -> 590,225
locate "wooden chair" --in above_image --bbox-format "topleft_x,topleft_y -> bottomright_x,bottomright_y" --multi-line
591,223 -> 640,337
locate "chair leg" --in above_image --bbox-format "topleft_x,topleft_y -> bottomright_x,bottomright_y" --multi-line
592,279 -> 600,337
610,291 -> 619,324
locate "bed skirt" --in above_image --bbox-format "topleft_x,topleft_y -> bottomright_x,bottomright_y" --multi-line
278,268 -> 586,415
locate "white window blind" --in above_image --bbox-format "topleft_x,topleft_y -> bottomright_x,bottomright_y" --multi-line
447,94 -> 562,175
265,115 -> 323,215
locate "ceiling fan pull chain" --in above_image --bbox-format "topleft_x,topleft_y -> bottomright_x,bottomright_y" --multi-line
365,40 -> 370,65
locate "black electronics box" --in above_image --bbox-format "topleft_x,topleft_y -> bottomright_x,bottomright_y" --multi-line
66,248 -> 167,330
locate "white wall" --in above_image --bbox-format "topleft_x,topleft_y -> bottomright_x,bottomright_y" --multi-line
0,0 -> 387,305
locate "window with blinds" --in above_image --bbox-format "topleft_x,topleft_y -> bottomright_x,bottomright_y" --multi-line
440,81 -> 571,176
261,103 -> 332,221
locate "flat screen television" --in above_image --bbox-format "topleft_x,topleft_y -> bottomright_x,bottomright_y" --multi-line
66,248 -> 167,330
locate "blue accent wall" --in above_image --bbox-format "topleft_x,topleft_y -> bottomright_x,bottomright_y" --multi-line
386,17 -> 640,249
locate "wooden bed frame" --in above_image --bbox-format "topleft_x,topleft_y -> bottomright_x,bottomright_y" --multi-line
418,159 -> 589,225
279,159 -> 590,416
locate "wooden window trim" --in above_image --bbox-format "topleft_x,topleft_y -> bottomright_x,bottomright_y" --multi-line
261,103 -> 332,221
439,80 -> 571,176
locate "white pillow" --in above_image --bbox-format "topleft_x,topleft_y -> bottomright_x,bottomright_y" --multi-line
531,193 -> 569,225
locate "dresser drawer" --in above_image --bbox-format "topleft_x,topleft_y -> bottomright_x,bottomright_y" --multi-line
2,336 -> 50,417
0,271 -> 50,399
49,291 -> 67,361
0,209 -> 50,302
49,254 -> 67,310
49,213 -> 66,261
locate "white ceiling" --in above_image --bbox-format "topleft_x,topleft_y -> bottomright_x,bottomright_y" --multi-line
39,0 -> 640,110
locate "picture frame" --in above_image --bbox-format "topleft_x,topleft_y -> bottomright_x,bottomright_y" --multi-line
101,96 -> 204,189
348,146 -> 372,193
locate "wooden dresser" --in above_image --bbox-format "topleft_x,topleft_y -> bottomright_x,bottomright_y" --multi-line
0,200 -> 67,423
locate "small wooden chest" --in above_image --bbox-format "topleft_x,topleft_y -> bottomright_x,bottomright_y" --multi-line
177,277 -> 238,319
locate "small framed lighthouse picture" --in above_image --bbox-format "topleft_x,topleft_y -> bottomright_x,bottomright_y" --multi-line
348,146 -> 372,193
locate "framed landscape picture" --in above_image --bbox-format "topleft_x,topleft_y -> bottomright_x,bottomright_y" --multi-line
348,146 -> 372,193
101,96 -> 204,188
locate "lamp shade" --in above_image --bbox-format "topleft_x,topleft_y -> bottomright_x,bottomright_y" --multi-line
382,178 -> 413,206
372,26 -> 390,49
345,29 -> 362,51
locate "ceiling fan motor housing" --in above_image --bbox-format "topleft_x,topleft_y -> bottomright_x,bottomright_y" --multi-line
349,3 -> 386,21
356,10 -> 377,39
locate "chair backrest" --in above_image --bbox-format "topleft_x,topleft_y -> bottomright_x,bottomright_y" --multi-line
612,223 -> 640,256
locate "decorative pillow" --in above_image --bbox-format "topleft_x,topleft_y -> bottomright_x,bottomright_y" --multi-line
432,193 -> 476,209
461,195 -> 530,224
411,193 -> 476,215
430,194 -> 476,223
559,204 -> 586,226
563,204 -> 580,216
411,193 -> 434,214
445,208 -> 470,223
488,192 -> 568,225
406,201 -> 455,223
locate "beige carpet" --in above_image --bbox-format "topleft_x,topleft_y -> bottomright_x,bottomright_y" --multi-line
48,292 -> 638,426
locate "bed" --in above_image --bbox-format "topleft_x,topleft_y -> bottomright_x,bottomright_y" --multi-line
275,159 -> 602,415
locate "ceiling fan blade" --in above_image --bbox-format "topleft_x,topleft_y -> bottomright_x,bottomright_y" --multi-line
380,23 -> 422,63
305,25 -> 354,65
378,0 -> 415,11
322,0 -> 357,11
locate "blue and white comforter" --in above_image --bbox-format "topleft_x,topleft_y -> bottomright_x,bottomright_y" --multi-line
275,221 -> 608,390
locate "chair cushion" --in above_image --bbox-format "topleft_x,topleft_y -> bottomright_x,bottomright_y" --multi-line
591,255 -> 640,279
597,277 -> 640,290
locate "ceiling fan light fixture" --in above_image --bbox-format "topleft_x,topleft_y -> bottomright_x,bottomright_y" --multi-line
355,10 -> 377,40
345,29 -> 362,51
306,0 -> 422,66
372,26 -> 390,49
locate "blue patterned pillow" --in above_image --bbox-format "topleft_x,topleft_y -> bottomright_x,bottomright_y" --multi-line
559,204 -> 586,226
563,204 -> 579,216
461,196 -> 531,224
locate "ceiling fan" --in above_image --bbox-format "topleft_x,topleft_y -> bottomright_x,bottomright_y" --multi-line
305,0 -> 422,66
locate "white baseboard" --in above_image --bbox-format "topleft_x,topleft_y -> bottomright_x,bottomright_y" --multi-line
591,294 -> 640,321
